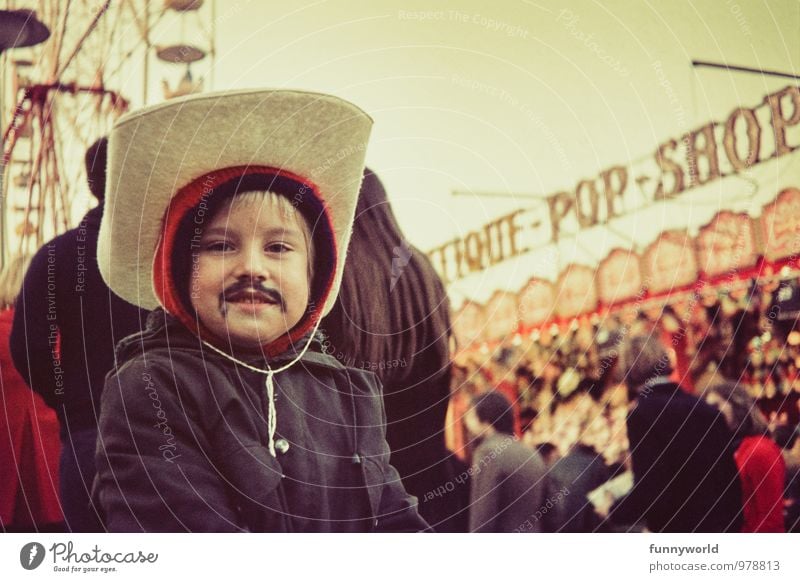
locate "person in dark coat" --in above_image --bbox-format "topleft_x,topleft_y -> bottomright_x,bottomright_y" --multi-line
321,169 -> 469,532
541,441 -> 610,533
10,138 -> 147,532
608,335 -> 743,532
93,89 -> 427,532
465,391 -> 547,533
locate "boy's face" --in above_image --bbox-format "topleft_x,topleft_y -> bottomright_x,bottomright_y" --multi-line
191,195 -> 310,348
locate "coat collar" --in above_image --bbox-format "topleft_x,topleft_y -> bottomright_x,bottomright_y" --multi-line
636,378 -> 680,397
116,308 -> 346,372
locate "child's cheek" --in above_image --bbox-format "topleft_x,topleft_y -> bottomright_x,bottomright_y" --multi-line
197,255 -> 227,286
190,258 -> 218,314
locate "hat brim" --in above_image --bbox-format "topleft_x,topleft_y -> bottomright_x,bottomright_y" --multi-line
98,89 -> 373,315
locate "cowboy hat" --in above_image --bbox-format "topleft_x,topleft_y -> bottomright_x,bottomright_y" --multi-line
97,88 -> 373,319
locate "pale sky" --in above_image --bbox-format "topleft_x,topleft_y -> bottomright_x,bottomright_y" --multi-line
206,0 -> 799,304
201,2 -> 799,230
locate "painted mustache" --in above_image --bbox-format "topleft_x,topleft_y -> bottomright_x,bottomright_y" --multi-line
219,280 -> 287,313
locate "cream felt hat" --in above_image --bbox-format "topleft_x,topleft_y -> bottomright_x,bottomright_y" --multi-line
97,89 -> 373,318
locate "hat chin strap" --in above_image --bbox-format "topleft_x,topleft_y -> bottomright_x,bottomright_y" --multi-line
199,315 -> 324,458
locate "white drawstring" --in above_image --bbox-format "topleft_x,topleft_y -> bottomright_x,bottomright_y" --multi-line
265,370 -> 277,457
200,316 -> 323,457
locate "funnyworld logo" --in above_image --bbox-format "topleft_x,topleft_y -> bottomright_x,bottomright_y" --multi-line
20,542 -> 46,570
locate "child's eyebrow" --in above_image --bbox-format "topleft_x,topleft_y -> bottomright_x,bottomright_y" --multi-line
258,226 -> 305,239
200,226 -> 304,239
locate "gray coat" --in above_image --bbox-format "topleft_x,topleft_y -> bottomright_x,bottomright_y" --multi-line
541,444 -> 610,532
95,310 -> 428,532
469,433 -> 547,532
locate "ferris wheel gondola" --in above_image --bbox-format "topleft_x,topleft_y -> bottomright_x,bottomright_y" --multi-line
0,9 -> 50,52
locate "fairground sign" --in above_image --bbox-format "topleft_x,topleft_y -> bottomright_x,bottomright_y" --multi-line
429,85 -> 800,285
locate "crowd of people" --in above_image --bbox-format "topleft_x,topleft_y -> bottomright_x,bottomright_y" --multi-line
448,277 -> 800,532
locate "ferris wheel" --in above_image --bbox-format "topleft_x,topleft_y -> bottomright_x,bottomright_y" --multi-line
1,0 -> 216,264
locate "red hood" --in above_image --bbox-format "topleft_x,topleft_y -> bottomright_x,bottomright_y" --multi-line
152,166 -> 337,357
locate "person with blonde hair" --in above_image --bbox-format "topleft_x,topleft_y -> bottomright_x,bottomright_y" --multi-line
0,256 -> 26,310
0,255 -> 62,531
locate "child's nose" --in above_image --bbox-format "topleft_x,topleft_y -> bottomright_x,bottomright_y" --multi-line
233,246 -> 271,281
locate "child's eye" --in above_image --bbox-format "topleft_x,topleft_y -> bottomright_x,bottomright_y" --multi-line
266,242 -> 292,253
203,241 -> 234,252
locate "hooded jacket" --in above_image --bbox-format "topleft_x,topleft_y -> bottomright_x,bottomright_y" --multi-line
92,92 -> 397,532
95,309 -> 428,532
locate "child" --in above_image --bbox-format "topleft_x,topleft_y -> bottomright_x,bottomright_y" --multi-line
94,89 -> 428,532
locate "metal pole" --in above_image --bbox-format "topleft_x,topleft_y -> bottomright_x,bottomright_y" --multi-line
692,60 -> 800,80
143,1 -> 150,105
210,0 -> 216,91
